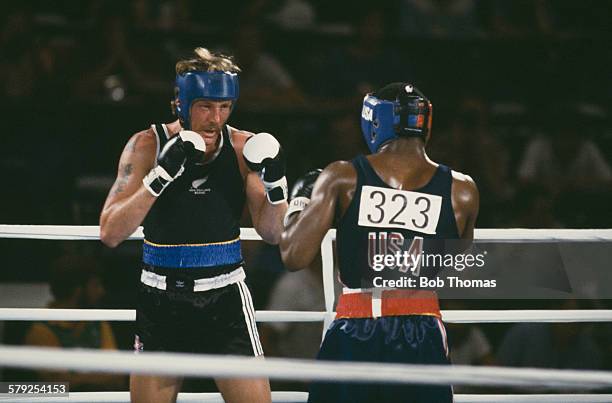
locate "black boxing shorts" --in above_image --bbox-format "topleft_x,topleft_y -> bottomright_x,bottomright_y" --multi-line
133,264 -> 263,356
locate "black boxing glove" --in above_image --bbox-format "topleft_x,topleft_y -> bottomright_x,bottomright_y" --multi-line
143,130 -> 206,196
243,132 -> 288,205
284,169 -> 322,226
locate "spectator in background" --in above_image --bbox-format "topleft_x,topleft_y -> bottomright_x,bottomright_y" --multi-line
512,185 -> 562,228
484,0 -> 541,37
400,0 -> 482,38
497,299 -> 603,370
269,0 -> 316,30
444,300 -> 496,394
23,254 -> 126,391
0,8 -> 37,99
263,259 -> 327,360
517,126 -> 612,194
313,8 -> 404,107
444,301 -> 496,367
516,105 -> 612,227
73,8 -> 167,102
131,0 -> 191,31
535,0 -> 611,37
231,23 -> 306,109
261,260 -> 327,391
429,98 -> 513,226
31,37 -> 75,101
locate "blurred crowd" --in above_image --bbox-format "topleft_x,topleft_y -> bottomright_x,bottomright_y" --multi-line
1,0 -> 611,392
1,0 -> 611,228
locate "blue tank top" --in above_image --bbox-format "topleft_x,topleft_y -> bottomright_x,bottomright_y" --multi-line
336,155 -> 459,288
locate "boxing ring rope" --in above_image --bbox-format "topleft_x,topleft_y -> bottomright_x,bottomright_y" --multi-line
1,225 -> 611,402
1,392 -> 610,403
2,225 -> 612,241
2,225 -> 611,326
1,308 -> 612,323
1,345 -> 612,390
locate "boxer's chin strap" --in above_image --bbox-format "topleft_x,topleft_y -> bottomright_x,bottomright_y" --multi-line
283,196 -> 310,226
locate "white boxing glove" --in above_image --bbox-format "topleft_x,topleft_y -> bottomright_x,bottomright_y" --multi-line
243,132 -> 287,204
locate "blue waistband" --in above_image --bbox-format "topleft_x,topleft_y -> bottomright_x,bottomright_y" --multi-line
142,239 -> 243,268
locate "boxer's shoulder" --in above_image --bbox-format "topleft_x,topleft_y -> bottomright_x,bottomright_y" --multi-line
227,126 -> 254,152
451,169 -> 478,201
322,160 -> 357,189
117,128 -> 158,169
126,128 -> 157,154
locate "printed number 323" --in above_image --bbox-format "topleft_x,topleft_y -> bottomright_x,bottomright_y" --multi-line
358,186 -> 442,235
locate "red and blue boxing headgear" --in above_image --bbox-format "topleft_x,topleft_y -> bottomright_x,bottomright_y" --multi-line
175,71 -> 240,129
360,83 -> 432,153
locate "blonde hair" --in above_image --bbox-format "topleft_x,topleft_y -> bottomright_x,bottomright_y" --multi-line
175,47 -> 241,75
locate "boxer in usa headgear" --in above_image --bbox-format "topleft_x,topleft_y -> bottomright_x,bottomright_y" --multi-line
360,83 -> 432,153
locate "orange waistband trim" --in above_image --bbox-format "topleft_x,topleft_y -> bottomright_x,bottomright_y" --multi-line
335,289 -> 441,319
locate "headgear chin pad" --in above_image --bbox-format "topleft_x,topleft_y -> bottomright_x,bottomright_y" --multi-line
175,71 -> 239,129
360,84 -> 432,153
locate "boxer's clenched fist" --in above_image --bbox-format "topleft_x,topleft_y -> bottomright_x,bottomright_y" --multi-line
143,130 -> 206,196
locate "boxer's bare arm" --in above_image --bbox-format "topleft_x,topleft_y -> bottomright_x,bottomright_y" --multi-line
451,171 -> 479,240
280,161 -> 353,270
245,172 -> 287,244
100,130 -> 157,247
233,130 -> 288,245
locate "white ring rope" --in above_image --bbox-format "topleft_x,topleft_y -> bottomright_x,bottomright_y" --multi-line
0,391 -> 308,403
0,393 -> 611,403
1,308 -> 611,323
2,225 -> 610,323
0,226 -> 263,241
0,309 -> 323,322
1,225 -> 612,241
455,396 -> 612,403
1,224 -> 611,399
0,345 -> 611,390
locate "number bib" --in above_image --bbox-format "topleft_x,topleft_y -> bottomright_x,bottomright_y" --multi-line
358,186 -> 442,234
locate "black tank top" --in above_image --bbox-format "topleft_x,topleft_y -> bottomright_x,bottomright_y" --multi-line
143,124 -> 245,245
337,155 -> 459,288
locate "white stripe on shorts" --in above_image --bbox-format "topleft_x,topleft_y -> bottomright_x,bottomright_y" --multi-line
237,280 -> 263,356
241,281 -> 263,355
436,317 -> 449,357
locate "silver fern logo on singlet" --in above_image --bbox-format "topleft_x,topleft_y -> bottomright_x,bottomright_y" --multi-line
190,176 -> 211,195
358,186 -> 442,234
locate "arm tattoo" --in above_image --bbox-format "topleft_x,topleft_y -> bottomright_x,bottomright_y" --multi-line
112,163 -> 133,195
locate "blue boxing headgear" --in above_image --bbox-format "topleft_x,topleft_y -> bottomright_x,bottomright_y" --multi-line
175,71 -> 239,129
360,83 -> 432,153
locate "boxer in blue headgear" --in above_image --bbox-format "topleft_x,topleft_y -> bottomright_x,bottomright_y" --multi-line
280,81 -> 479,403
100,47 -> 288,403
361,83 -> 432,153
174,70 -> 239,130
